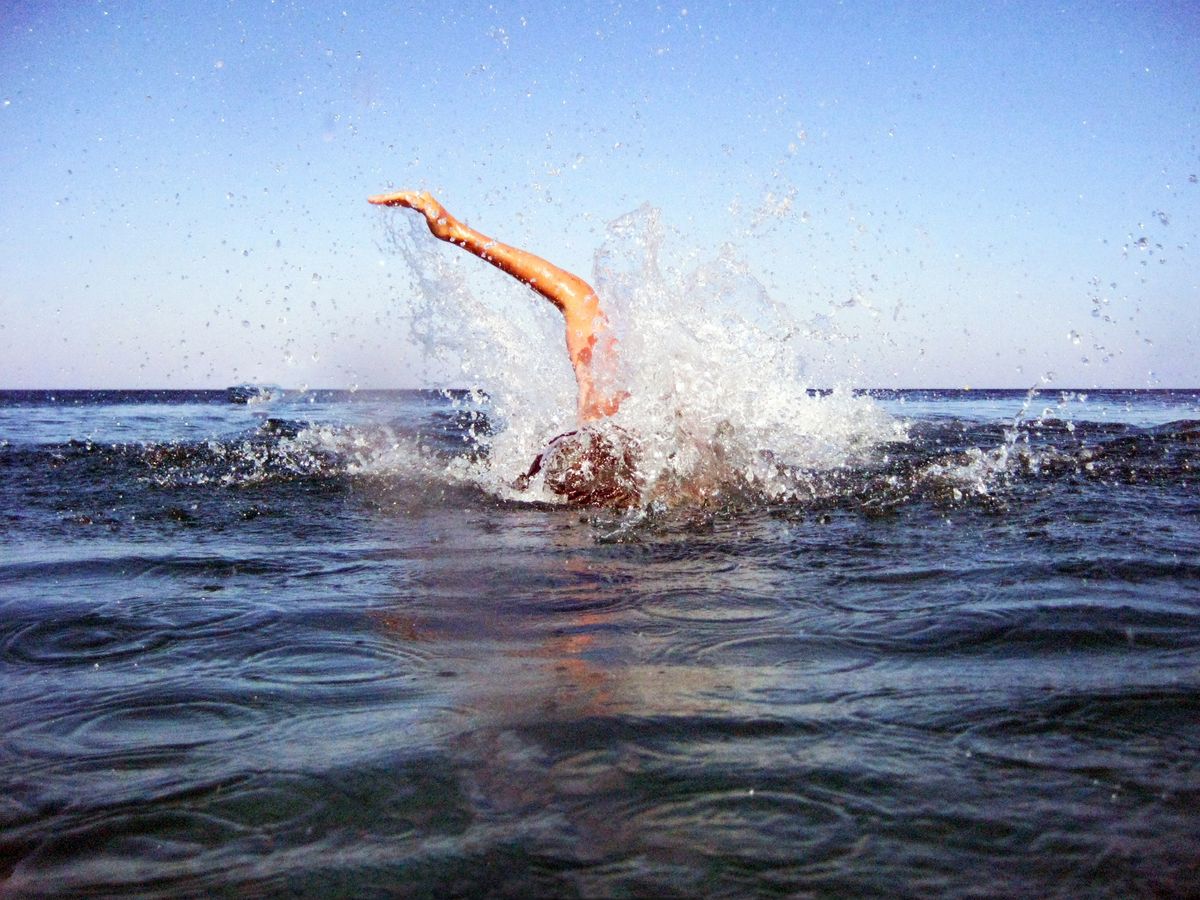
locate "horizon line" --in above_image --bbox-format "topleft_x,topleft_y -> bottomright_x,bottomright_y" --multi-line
1,385 -> 1196,394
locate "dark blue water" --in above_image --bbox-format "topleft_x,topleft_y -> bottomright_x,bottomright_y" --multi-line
2,388 -> 1198,897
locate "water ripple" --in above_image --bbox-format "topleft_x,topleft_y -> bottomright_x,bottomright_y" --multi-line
0,552 -> 295,585
239,635 -> 430,687
639,588 -> 785,624
0,600 -> 280,671
4,613 -> 172,666
630,787 -> 857,867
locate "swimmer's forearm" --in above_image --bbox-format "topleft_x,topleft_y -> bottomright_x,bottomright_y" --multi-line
370,188 -> 620,420
369,190 -> 599,318
453,225 -> 598,316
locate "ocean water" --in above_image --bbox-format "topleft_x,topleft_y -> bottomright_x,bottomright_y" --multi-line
2,386 -> 1198,897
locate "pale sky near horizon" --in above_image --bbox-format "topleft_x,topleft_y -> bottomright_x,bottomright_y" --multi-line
2,0 -> 1198,389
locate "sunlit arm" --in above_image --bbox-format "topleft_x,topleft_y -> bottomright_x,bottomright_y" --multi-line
368,190 -> 624,422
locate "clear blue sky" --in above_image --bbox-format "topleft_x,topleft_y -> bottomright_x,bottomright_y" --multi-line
2,0 -> 1197,388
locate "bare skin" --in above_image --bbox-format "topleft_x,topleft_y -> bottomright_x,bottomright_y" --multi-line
368,190 -> 625,422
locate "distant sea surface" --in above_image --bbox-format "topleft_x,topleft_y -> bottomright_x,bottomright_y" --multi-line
2,388 -> 1198,897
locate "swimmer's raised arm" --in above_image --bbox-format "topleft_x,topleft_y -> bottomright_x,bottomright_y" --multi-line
369,190 -> 624,421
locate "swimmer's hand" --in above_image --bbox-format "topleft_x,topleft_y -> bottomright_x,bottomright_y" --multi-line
368,189 -> 459,241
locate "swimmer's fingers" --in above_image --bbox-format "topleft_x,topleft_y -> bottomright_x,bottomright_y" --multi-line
368,190 -> 457,238
367,190 -> 445,220
368,189 -> 423,208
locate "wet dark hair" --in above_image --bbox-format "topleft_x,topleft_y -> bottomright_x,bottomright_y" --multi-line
526,426 -> 642,508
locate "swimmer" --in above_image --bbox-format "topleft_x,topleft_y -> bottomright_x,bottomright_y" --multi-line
369,190 -> 641,507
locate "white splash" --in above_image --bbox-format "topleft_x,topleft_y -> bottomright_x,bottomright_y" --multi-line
382,206 -> 907,507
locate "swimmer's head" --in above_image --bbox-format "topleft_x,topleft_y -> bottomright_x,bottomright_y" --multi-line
539,426 -> 642,508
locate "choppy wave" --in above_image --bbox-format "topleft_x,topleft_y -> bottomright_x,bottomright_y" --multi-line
3,408 -> 1196,551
